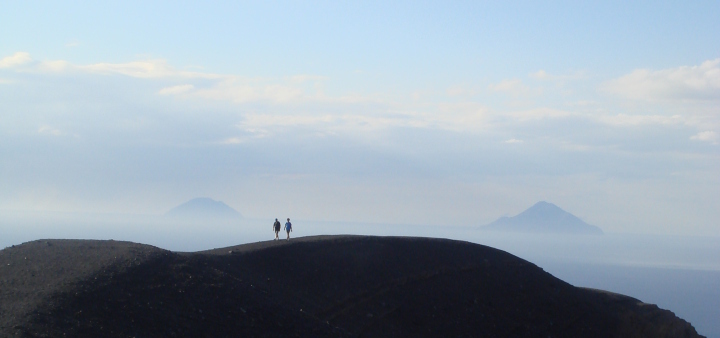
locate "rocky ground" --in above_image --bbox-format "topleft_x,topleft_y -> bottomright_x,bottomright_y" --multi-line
0,235 -> 704,337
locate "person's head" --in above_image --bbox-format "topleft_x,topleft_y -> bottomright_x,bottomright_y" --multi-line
275,218 -> 278,221
287,218 -> 290,221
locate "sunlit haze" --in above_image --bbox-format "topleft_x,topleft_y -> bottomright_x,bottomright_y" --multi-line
2,1 -> 719,235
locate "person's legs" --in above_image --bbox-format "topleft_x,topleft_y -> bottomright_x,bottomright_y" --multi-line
275,230 -> 279,240
286,230 -> 290,240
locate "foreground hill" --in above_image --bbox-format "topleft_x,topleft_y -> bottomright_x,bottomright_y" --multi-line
485,201 -> 604,234
0,236 -> 700,337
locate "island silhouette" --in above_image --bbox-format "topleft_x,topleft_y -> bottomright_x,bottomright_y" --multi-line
484,201 -> 603,234
165,197 -> 242,221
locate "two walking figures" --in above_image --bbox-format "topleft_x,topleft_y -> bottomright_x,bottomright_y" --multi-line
273,218 -> 292,240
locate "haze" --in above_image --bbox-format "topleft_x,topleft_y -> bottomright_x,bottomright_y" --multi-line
2,1 -> 718,235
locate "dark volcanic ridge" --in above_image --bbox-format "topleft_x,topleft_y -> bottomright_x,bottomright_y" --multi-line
485,201 -> 604,234
165,197 -> 242,220
0,236 -> 700,338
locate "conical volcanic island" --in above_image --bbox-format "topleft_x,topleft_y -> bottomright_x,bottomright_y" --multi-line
484,201 -> 603,234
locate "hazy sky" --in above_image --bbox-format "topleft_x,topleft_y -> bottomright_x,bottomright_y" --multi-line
1,1 -> 719,234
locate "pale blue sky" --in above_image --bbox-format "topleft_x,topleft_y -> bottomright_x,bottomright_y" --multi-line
1,1 -> 719,234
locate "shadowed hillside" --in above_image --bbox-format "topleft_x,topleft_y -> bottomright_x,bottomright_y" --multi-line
0,236 -> 700,337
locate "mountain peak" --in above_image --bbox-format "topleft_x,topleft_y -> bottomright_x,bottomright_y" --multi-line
166,198 -> 242,220
527,201 -> 559,212
484,201 -> 602,234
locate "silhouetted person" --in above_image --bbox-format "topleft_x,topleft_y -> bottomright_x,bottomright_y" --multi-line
273,218 -> 281,240
284,218 -> 292,240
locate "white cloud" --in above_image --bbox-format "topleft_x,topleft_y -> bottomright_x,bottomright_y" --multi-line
263,84 -> 304,102
507,108 -> 574,121
502,106 -> 689,129
36,125 -> 80,138
241,113 -> 335,129
2,54 -> 339,110
237,112 -> 409,134
559,142 -> 593,152
10,52 -> 714,140
446,85 -> 469,97
6,53 -> 316,104
566,100 -> 597,107
488,78 -> 544,97
1,52 -> 221,79
446,85 -> 481,97
433,102 -> 488,131
288,74 -> 328,83
192,80 -> 259,102
529,70 -> 586,81
37,60 -> 71,72
37,125 -> 63,136
530,70 -> 549,80
229,101 -> 490,136
80,59 -> 175,78
79,59 -> 225,79
488,79 -> 528,93
0,52 -> 32,68
190,79 -> 336,104
158,84 -> 194,95
602,59 -> 720,101
219,137 -> 244,144
504,138 -> 523,144
0,52 -> 70,73
690,131 -> 718,144
235,113 -> 375,137
503,107 -> 693,131
596,114 -> 684,126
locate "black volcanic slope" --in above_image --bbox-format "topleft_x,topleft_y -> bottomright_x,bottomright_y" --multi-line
485,201 -> 603,234
0,236 -> 701,337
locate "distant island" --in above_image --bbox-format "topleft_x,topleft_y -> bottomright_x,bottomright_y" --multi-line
484,201 -> 603,234
165,197 -> 242,220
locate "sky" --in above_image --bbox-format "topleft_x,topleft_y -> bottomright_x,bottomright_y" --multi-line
1,1 -> 719,235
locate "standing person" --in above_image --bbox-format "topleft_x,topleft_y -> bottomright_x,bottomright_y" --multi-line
284,218 -> 292,240
273,218 -> 281,240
